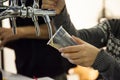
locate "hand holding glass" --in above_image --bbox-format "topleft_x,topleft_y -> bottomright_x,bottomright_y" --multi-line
47,26 -> 77,50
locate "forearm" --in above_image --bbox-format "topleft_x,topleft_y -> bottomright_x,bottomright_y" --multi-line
16,23 -> 55,39
52,6 -> 106,48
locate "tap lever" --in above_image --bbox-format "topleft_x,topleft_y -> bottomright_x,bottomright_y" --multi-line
32,16 -> 40,36
43,15 -> 52,39
32,0 -> 40,36
10,17 -> 17,34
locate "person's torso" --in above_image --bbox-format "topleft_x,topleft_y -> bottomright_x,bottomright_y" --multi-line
105,19 -> 120,63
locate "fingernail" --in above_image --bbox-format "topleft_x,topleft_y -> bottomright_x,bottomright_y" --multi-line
58,48 -> 63,52
61,53 -> 64,56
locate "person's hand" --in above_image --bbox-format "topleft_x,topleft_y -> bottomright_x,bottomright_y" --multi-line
0,27 -> 23,47
42,0 -> 65,14
59,36 -> 100,67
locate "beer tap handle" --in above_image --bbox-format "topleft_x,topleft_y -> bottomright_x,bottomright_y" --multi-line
9,0 -> 17,34
32,0 -> 40,36
32,16 -> 40,36
10,17 -> 17,34
43,15 -> 52,39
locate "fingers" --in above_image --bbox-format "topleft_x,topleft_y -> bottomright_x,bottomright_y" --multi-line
59,45 -> 84,53
42,0 -> 57,10
68,58 -> 92,67
58,36 -> 86,53
61,51 -> 92,67
61,51 -> 83,60
72,35 -> 85,44
58,36 -> 99,67
42,0 -> 65,14
42,0 -> 57,5
68,57 -> 87,66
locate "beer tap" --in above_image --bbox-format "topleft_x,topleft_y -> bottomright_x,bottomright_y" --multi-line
32,0 -> 40,36
0,0 -> 56,38
9,0 -> 17,34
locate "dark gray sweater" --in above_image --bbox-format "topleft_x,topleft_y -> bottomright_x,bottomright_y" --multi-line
52,6 -> 120,80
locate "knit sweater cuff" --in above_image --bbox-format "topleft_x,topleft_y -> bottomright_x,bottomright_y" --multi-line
92,49 -> 112,72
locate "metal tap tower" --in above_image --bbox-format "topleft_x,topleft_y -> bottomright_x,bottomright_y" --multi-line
0,0 -> 56,38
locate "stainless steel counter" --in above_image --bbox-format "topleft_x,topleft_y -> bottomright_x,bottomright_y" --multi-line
1,70 -> 54,80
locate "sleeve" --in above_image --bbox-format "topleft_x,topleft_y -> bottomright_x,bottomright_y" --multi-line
52,6 -> 110,48
107,19 -> 120,36
92,49 -> 120,80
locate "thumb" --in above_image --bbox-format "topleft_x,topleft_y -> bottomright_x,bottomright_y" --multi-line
72,35 -> 85,44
